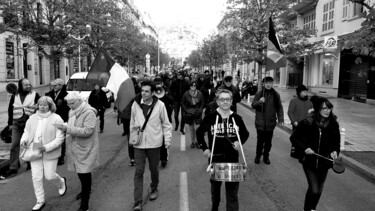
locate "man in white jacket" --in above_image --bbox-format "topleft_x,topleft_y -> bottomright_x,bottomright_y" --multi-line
130,80 -> 172,211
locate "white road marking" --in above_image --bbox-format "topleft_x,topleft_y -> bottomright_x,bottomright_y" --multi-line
180,172 -> 189,211
181,134 -> 186,151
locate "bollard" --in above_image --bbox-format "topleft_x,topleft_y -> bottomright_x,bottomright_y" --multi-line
340,128 -> 346,151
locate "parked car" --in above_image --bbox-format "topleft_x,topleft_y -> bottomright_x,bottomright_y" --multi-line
66,72 -> 113,107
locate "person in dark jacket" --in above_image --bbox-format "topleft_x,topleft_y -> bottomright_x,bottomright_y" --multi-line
46,78 -> 69,165
118,99 -> 135,166
170,70 -> 189,134
196,89 -> 249,211
290,96 -> 340,211
220,76 -> 241,113
200,77 -> 215,107
154,77 -> 174,167
251,76 -> 284,165
88,84 -> 107,133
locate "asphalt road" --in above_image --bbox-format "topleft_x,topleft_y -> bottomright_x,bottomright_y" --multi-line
0,105 -> 374,210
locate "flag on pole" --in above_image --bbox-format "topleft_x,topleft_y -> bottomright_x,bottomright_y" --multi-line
266,16 -> 286,71
85,48 -> 135,112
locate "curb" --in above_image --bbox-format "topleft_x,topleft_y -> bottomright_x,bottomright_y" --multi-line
239,101 -> 375,184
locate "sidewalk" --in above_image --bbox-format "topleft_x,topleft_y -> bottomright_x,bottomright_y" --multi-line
240,86 -> 375,183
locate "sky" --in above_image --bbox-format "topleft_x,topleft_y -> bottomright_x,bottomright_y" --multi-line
135,0 -> 228,58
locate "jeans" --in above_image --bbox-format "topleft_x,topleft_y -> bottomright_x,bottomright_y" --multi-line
303,164 -> 329,211
255,129 -> 274,158
188,123 -> 198,144
210,180 -> 239,211
134,148 -> 160,203
31,158 -> 63,203
173,102 -> 185,131
78,173 -> 92,209
10,120 -> 26,170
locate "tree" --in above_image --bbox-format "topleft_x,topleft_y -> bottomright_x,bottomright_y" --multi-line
224,0 -> 317,89
339,0 -> 375,58
186,49 -> 203,70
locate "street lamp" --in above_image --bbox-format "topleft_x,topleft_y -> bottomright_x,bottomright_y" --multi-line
67,24 -> 91,72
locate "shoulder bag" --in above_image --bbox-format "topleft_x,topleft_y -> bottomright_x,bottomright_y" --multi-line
19,139 -> 43,162
129,105 -> 155,146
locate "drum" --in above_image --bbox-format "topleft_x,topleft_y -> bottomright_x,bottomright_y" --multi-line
210,163 -> 247,182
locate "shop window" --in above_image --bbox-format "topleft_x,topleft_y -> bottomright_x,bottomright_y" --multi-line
322,55 -> 334,85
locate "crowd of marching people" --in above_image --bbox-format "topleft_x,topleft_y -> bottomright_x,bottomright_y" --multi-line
0,67 -> 341,211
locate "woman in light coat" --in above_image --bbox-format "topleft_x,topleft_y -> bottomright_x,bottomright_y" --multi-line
20,96 -> 66,211
55,92 -> 99,211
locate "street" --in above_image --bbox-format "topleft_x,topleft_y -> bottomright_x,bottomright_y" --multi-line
0,104 -> 374,211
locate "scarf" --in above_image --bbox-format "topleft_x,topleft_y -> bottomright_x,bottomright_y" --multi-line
68,101 -> 86,127
34,111 -> 52,143
189,90 -> 198,105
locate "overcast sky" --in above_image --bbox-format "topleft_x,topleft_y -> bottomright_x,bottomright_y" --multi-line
135,0 -> 228,57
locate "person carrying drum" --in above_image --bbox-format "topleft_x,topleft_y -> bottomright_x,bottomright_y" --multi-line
196,89 -> 249,211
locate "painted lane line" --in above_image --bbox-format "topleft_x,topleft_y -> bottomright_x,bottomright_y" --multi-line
181,134 -> 186,151
180,172 -> 189,211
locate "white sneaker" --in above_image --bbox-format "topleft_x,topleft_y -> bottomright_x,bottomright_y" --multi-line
58,177 -> 67,196
32,202 -> 45,211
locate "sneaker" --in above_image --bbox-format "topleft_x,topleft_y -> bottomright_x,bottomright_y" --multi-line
174,126 -> 178,131
180,130 -> 185,135
263,157 -> 271,165
254,156 -> 261,164
2,169 -> 17,179
32,202 -> 45,211
129,160 -> 135,167
149,188 -> 158,201
132,202 -> 142,211
59,177 -> 67,196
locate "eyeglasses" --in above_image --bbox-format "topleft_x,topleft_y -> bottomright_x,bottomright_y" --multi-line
191,84 -> 196,87
217,98 -> 232,103
322,107 -> 332,112
225,80 -> 232,83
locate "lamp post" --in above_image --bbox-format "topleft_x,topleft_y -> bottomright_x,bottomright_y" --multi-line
67,24 -> 91,72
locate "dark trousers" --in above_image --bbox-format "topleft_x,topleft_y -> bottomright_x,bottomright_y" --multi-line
160,140 -> 168,162
134,148 -> 160,203
303,164 -> 329,211
59,138 -> 66,160
210,180 -> 239,211
123,119 -> 134,160
78,172 -> 92,209
99,109 -> 105,131
255,129 -> 274,158
10,120 -> 26,170
173,101 -> 185,131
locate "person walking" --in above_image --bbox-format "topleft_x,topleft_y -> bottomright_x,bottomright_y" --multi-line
88,84 -> 107,133
288,85 -> 313,158
290,96 -> 340,211
153,77 -> 174,167
181,80 -> 204,148
196,89 -> 249,211
251,76 -> 284,165
55,92 -> 99,211
46,78 -> 69,165
170,70 -> 189,134
2,78 -> 40,179
118,99 -> 135,166
220,76 -> 241,113
130,81 -> 172,211
20,96 -> 67,211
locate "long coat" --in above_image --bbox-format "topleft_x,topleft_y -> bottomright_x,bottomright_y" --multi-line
66,102 -> 99,173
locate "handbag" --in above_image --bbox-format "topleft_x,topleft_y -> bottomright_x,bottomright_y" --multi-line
1,125 -> 12,143
129,105 -> 155,146
19,140 -> 42,162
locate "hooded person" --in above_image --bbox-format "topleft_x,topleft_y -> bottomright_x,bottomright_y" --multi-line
288,85 -> 313,130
